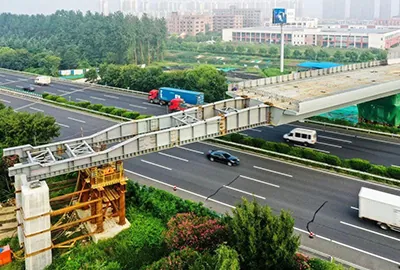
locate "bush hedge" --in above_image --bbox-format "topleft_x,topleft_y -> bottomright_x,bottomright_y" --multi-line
42,93 -> 152,120
309,116 -> 400,135
219,133 -> 400,184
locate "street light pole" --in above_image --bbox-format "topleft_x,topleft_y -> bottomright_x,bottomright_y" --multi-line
280,23 -> 285,73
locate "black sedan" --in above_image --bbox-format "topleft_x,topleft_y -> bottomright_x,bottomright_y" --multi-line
206,150 -> 240,166
22,85 -> 35,92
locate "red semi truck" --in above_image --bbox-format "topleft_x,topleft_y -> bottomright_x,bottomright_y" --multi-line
148,87 -> 204,113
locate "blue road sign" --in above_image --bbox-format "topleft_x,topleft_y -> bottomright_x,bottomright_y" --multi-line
272,8 -> 287,24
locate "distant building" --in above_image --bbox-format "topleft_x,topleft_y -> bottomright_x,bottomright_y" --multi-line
350,0 -> 374,20
379,0 -> 392,19
265,17 -> 318,28
213,6 -> 262,28
167,12 -> 213,36
322,0 -> 345,20
100,0 -> 109,16
213,15 -> 243,32
222,26 -> 400,49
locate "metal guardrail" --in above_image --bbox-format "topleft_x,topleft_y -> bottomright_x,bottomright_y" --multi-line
304,119 -> 400,138
210,139 -> 400,186
0,67 -> 148,97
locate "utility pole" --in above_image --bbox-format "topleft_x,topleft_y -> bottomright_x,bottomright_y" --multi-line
280,23 -> 285,73
272,8 -> 287,73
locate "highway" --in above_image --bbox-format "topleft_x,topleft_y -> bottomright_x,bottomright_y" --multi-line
0,70 -> 166,116
2,70 -> 398,167
0,91 -> 399,269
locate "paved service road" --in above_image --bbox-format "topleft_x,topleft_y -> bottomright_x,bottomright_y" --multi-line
0,70 -> 166,116
1,92 -> 399,269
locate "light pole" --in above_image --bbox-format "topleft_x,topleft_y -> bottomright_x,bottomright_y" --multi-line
272,8 -> 287,73
280,23 -> 285,73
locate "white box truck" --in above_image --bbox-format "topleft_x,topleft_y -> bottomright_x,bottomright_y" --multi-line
358,187 -> 400,232
34,76 -> 51,86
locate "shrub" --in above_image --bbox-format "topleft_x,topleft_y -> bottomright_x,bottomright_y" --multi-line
230,133 -> 245,144
87,103 -> 103,111
66,101 -> 77,106
346,158 -> 371,172
387,166 -> 400,180
122,111 -> 140,119
274,142 -> 291,154
145,248 -> 199,270
99,106 -> 116,114
308,258 -> 346,270
251,138 -> 265,148
164,213 -> 227,251
76,101 -> 91,108
55,97 -> 67,103
288,147 -> 304,157
136,114 -> 152,119
261,141 -> 276,151
42,92 -> 50,99
110,108 -> 127,116
45,94 -> 58,101
323,154 -> 342,166
242,137 -> 254,146
301,148 -> 324,162
368,165 -> 388,177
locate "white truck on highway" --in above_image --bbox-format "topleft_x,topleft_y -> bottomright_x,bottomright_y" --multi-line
358,187 -> 400,232
34,76 -> 51,86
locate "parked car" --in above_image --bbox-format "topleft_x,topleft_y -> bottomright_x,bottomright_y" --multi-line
22,85 -> 35,92
206,150 -> 240,166
283,128 -> 317,146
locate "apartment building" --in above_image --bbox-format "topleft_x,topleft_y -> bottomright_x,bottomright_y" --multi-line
213,15 -> 243,32
213,6 -> 262,28
167,12 -> 213,36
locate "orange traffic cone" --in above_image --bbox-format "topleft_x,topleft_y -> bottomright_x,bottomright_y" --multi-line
173,185 -> 177,191
309,232 -> 315,239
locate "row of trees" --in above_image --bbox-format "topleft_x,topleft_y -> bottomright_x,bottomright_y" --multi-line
0,103 -> 60,202
167,41 -> 388,63
0,11 -> 167,68
97,64 -> 227,102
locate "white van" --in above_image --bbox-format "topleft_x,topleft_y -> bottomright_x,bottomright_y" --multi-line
283,128 -> 317,146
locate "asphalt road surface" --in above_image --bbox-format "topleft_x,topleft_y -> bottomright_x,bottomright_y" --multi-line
1,92 -> 399,268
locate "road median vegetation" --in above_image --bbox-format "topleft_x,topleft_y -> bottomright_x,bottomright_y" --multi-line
42,93 -> 152,120
214,133 -> 400,186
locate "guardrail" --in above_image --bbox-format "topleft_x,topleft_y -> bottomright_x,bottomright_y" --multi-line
209,139 -> 400,186
304,119 -> 400,138
0,86 -> 133,121
0,67 -> 148,97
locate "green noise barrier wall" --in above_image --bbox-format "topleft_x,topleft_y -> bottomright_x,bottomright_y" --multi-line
357,94 -> 400,127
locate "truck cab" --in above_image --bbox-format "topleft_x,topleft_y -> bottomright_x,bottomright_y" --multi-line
148,89 -> 163,104
168,98 -> 191,113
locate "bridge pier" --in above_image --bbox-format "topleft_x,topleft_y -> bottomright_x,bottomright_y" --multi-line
15,174 -> 52,270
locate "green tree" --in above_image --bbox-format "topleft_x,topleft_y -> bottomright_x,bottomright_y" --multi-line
236,46 -> 245,54
292,49 -> 302,59
215,245 -> 240,270
345,51 -> 359,63
268,46 -> 279,57
284,47 -> 291,58
258,47 -> 268,55
228,198 -> 300,270
60,46 -> 80,69
247,47 -> 256,54
333,51 -> 343,62
317,49 -> 330,60
304,48 -> 317,60
85,68 -> 98,83
225,45 -> 235,53
359,51 -> 375,62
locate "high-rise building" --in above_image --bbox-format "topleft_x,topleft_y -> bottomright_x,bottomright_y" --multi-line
120,0 -> 137,14
213,6 -> 262,27
167,12 -> 213,36
350,0 -> 374,20
322,0 -> 346,19
100,0 -> 109,16
379,0 -> 391,19
213,15 -> 243,32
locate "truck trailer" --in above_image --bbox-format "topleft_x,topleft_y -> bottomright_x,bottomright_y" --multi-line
148,87 -> 204,109
358,187 -> 400,232
34,76 -> 51,86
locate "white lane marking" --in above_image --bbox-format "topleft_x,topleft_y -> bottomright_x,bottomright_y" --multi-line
104,94 -> 120,99
141,159 -> 172,171
240,175 -> 280,188
263,125 -> 274,129
29,107 -> 44,112
294,144 -> 330,154
90,96 -> 106,101
318,135 -> 352,144
293,226 -> 400,266
57,89 -> 69,93
177,146 -> 204,155
392,165 -> 400,168
56,122 -> 70,128
15,85 -> 23,88
223,185 -> 266,200
70,88 -> 79,91
357,136 -> 400,146
67,117 -> 86,124
248,128 -> 262,132
129,104 -> 147,110
76,98 -> 89,102
143,101 -> 161,107
239,133 -> 249,136
0,99 -> 11,103
351,206 -> 359,211
0,74 -> 5,77
317,141 -> 342,148
158,152 -> 189,162
124,169 -> 236,209
5,79 -> 14,82
254,165 -> 293,178
340,221 -> 400,242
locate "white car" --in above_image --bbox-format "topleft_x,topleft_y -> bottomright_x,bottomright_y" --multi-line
283,128 -> 317,146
